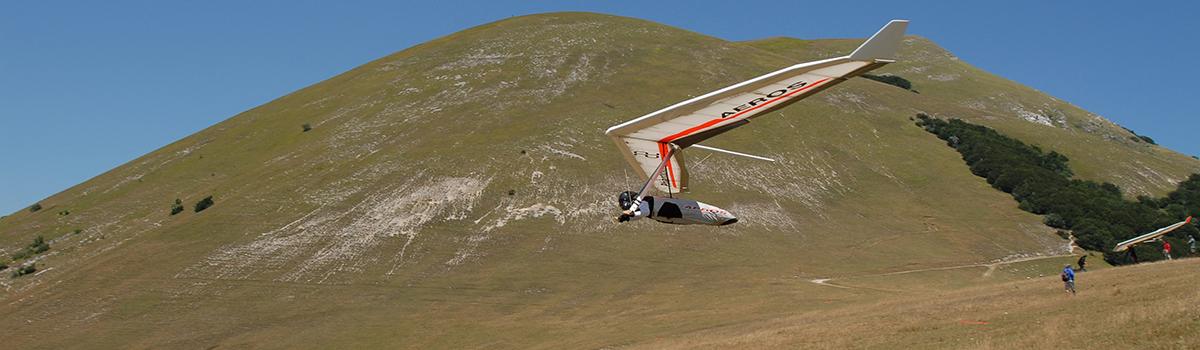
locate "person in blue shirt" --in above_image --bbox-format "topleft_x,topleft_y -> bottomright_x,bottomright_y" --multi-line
1061,264 -> 1076,296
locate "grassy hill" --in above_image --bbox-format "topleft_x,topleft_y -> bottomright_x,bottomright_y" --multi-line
744,36 -> 1200,197
1,12 -> 1197,348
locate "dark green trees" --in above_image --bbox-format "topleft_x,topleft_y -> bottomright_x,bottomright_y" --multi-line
171,199 -> 184,215
11,263 -> 36,278
861,74 -> 914,91
916,114 -> 1197,264
194,196 -> 214,213
10,235 -> 50,261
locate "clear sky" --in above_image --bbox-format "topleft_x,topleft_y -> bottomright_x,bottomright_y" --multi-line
2,1 -> 1197,215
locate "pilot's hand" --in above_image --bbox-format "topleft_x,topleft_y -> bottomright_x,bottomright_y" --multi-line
616,214 -> 631,223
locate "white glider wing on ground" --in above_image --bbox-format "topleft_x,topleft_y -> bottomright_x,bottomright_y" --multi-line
605,20 -> 909,194
1113,216 -> 1193,252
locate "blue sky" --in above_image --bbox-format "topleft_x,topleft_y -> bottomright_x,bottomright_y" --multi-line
2,1 -> 1197,214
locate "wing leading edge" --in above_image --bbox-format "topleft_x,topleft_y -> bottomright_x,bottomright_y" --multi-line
606,20 -> 909,194
1113,216 -> 1193,252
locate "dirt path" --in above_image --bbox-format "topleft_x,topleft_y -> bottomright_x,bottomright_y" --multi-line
809,253 -> 1075,290
808,278 -> 849,289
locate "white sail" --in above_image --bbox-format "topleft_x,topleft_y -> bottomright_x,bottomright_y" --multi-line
605,20 -> 909,193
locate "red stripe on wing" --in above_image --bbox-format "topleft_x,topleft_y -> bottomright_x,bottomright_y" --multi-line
658,77 -> 831,144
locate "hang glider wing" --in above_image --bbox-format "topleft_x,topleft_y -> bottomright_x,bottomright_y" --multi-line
605,20 -> 909,193
1113,216 -> 1193,252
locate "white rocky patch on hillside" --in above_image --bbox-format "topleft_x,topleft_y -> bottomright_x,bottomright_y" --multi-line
898,37 -> 958,63
960,99 -> 991,111
1111,160 -> 1182,197
1005,102 -> 1067,128
901,65 -> 929,74
177,176 -> 489,284
822,91 -> 876,113
701,147 -> 848,219
380,20 -> 623,114
435,49 -> 523,71
726,201 -> 800,233
538,142 -> 587,161
101,138 -> 212,195
302,160 -> 405,206
927,73 -> 959,82
479,203 -> 564,233
446,172 -> 632,268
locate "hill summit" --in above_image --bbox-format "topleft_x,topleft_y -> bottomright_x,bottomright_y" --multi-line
2,12 -> 1197,348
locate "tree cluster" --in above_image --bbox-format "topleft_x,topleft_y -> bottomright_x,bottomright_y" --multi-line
1121,126 -> 1158,145
170,199 -> 184,216
10,235 -> 50,261
194,196 -> 214,213
861,74 -> 915,91
916,114 -> 1199,264
11,263 -> 36,278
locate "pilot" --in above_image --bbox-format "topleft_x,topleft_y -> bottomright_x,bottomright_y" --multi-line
616,191 -> 650,223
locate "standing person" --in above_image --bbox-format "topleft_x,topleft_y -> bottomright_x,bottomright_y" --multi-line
1189,235 -> 1196,254
1163,240 -> 1173,260
1077,255 -> 1087,272
1061,265 -> 1076,296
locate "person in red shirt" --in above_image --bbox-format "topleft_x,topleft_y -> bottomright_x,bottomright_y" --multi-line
1163,240 -> 1173,260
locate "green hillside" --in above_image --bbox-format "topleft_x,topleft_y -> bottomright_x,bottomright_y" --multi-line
744,36 -> 1200,197
1,12 -> 1196,348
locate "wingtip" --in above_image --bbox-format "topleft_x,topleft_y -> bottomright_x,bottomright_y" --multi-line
848,19 -> 910,61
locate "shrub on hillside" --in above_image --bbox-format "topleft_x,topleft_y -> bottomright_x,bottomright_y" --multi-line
30,236 -> 49,254
11,263 -> 35,278
170,199 -> 184,216
302,123 -> 312,132
1129,135 -> 1160,144
861,74 -> 914,91
28,203 -> 42,212
0,262 -> 7,271
11,235 -> 52,261
194,196 -> 214,213
1124,127 -> 1158,145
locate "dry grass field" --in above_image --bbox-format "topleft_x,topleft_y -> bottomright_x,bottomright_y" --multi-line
638,258 -> 1199,349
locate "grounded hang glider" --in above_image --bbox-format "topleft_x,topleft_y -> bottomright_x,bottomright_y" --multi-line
606,20 -> 909,225
1113,216 -> 1192,252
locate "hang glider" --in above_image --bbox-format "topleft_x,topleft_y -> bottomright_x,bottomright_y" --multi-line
605,20 -> 909,194
1113,216 -> 1193,252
